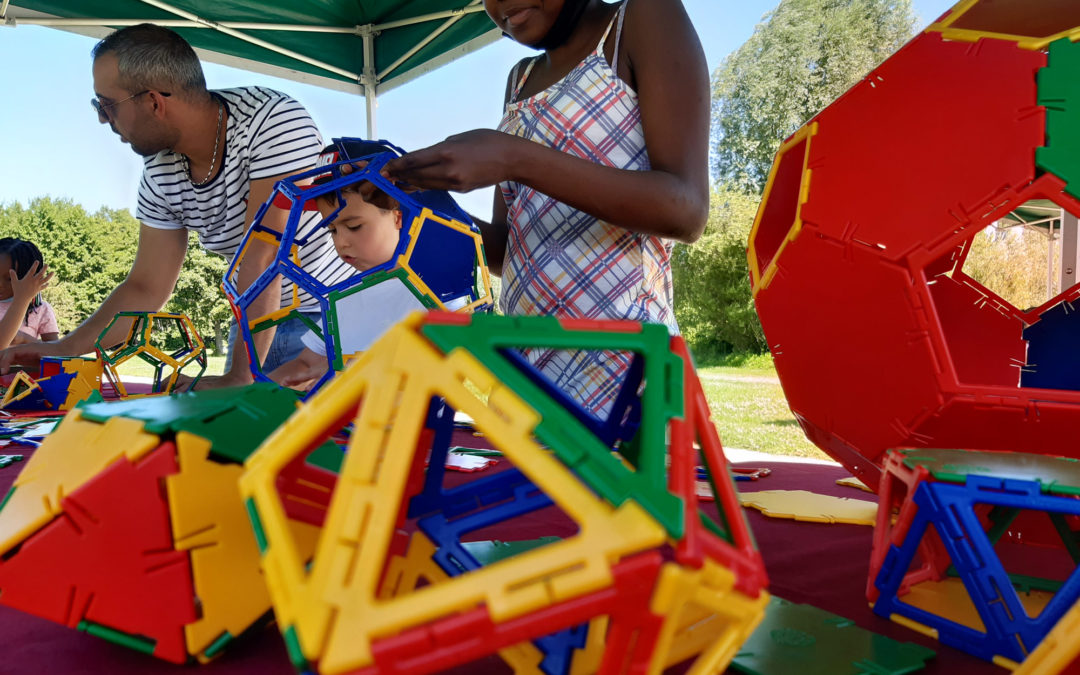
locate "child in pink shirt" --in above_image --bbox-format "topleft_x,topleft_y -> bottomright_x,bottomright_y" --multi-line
0,238 -> 58,349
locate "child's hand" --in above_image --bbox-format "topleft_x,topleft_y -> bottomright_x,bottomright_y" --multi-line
381,130 -> 516,193
10,261 -> 53,301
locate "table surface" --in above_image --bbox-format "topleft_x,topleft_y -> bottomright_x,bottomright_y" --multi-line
0,435 -> 999,675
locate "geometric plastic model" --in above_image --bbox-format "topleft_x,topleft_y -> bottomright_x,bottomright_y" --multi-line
869,448 -> 1080,669
749,0 -> 1080,490
95,311 -> 206,397
0,384 -> 322,664
0,356 -> 102,412
224,138 -> 492,397
239,311 -> 769,675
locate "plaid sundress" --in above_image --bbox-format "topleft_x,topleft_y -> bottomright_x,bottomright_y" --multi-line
497,1 -> 677,417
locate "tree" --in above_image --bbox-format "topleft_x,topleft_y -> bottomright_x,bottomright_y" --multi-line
672,184 -> 766,355
675,0 -> 917,355
166,234 -> 233,354
0,198 -> 231,353
711,0 -> 916,193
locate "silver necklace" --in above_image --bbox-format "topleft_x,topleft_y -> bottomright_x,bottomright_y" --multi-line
184,102 -> 223,187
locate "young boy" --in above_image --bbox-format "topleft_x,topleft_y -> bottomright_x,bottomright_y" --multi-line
268,140 -> 408,390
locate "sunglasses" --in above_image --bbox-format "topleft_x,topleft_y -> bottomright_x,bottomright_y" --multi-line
91,89 -> 170,121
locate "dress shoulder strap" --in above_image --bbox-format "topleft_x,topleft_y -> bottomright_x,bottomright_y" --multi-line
610,1 -> 629,73
510,56 -> 541,103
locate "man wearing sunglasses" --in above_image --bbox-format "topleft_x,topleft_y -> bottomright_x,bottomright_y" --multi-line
1,23 -> 353,385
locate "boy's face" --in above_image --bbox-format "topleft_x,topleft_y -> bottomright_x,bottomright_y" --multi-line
318,189 -> 402,272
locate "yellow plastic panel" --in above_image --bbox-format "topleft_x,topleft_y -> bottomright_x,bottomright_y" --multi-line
649,560 -> 770,675
1014,596 -> 1080,674
747,122 -> 816,296
166,432 -> 320,661
0,411 -> 159,555
59,358 -> 103,410
738,489 -> 877,525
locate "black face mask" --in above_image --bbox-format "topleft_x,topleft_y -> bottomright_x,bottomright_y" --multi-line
512,0 -> 590,51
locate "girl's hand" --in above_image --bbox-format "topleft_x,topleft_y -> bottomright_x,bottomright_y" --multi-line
381,130 -> 517,193
10,261 -> 53,301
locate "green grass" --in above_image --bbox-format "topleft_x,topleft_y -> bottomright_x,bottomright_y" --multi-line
112,348 -> 823,460
110,353 -> 228,380
696,359 -> 830,461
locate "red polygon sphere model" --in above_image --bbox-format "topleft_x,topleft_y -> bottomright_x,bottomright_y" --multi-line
749,1 -> 1080,490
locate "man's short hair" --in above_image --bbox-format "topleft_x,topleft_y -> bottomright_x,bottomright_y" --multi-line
92,23 -> 207,98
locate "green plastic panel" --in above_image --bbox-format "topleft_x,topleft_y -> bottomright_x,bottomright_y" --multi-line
461,537 -> 562,566
77,620 -> 157,656
731,596 -> 935,675
898,448 -> 1080,495
77,383 -> 301,464
422,313 -> 686,538
327,267 -> 438,371
1037,38 -> 1080,199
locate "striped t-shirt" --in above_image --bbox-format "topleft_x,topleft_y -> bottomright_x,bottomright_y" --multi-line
136,86 -> 353,310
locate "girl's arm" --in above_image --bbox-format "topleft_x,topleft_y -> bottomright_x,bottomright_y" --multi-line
384,0 -> 710,243
0,262 -> 53,350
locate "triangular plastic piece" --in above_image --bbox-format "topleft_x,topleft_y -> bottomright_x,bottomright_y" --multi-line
0,443 -> 194,663
0,410 -> 159,555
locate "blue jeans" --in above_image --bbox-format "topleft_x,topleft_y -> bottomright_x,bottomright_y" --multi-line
225,312 -> 321,375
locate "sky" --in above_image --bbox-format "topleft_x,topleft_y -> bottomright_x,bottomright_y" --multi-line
0,0 -> 955,221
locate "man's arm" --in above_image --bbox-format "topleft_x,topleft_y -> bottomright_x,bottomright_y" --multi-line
0,225 -> 187,372
213,175 -> 288,386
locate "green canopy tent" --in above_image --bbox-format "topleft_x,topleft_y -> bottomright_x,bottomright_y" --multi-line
1,0 -> 501,137
996,199 -> 1080,300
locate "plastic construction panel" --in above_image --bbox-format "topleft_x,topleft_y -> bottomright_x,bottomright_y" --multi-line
376,532 -> 553,675
898,448 -> 1080,495
907,393 -> 1080,463
359,552 -> 665,675
867,451 -> 950,604
1023,299 -> 1080,392
929,0 -> 1080,51
669,337 -> 767,597
420,313 -> 686,538
401,208 -> 489,305
1013,595 -> 1080,675
872,476 -> 1080,665
648,559 -> 770,675
748,122 -> 815,294
407,406 -> 581,675
496,346 -> 645,451
926,273 -> 1026,389
0,411 -> 159,556
238,316 -> 666,674
799,32 -> 1045,263
729,596 -> 934,675
1038,38 -> 1080,200
0,443 -> 194,663
751,224 -> 942,490
77,383 -> 301,464
166,432 -> 321,662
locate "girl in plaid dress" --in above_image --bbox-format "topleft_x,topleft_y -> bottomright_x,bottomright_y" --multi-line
385,0 -> 709,415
